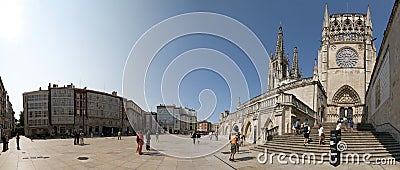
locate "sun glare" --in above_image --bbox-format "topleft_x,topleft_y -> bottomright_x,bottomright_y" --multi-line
0,0 -> 23,42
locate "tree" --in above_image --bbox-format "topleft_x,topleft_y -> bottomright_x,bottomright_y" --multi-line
15,111 -> 24,135
16,111 -> 24,126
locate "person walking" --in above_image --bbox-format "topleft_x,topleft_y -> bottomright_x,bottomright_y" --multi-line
229,133 -> 238,161
145,130 -> 151,151
241,135 -> 246,146
236,133 -> 240,154
1,133 -> 6,152
349,119 -> 354,132
295,119 -> 300,135
303,123 -> 310,146
5,134 -> 9,150
117,131 -> 122,140
344,117 -> 348,131
136,132 -> 144,155
79,131 -> 84,145
16,133 -> 20,150
318,124 -> 325,145
155,132 -> 159,143
73,130 -> 79,145
336,121 -> 342,131
196,133 -> 201,144
191,132 -> 196,144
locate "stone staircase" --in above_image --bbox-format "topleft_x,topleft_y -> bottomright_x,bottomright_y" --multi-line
251,123 -> 400,163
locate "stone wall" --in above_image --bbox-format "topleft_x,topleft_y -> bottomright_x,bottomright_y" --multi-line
367,1 -> 400,143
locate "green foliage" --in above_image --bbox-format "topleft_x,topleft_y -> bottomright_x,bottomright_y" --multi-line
15,126 -> 24,135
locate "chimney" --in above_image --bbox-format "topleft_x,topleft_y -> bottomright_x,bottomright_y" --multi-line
112,91 -> 117,96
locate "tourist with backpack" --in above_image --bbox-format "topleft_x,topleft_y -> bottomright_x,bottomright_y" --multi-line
303,123 -> 310,146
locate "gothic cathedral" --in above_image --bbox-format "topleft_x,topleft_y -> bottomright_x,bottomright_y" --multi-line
318,5 -> 376,123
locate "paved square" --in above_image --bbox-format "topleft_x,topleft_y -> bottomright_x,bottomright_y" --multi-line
1,136 -> 399,169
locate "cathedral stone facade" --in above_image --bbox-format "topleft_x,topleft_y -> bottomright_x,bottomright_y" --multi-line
219,5 -> 376,144
318,5 -> 376,123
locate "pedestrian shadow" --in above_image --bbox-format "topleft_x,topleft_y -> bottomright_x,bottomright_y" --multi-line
142,152 -> 163,156
221,151 -> 230,154
235,156 -> 255,161
77,143 -> 90,146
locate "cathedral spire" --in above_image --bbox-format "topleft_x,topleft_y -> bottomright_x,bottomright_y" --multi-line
274,26 -> 284,59
323,4 -> 329,28
291,47 -> 300,78
313,58 -> 318,79
366,5 -> 372,29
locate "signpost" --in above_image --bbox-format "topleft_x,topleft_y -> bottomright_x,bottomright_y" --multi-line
330,130 -> 341,166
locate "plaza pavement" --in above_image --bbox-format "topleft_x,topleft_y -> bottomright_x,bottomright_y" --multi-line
1,135 -> 399,170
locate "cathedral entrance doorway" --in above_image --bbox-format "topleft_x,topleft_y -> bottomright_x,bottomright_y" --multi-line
339,107 -> 353,120
332,85 -> 361,121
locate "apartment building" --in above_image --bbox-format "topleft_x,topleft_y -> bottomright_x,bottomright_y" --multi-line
23,83 -> 131,137
0,76 -> 15,137
157,104 -> 197,134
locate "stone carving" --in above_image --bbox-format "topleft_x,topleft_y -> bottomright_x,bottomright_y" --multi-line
332,85 -> 361,104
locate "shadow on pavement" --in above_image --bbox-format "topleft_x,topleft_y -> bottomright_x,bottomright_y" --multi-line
234,156 -> 255,161
142,152 -> 163,156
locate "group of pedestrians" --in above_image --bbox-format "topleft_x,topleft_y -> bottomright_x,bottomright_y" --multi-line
136,130 -> 153,155
191,132 -> 201,144
1,133 -> 9,152
208,132 -> 219,141
73,130 -> 85,145
2,133 -> 21,152
336,117 -> 354,132
293,119 -> 326,146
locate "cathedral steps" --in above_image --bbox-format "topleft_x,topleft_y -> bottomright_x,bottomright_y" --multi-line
250,123 -> 400,162
254,142 -> 400,153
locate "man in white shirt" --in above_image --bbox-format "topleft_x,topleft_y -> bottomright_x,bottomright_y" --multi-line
318,124 -> 325,145
336,122 -> 341,131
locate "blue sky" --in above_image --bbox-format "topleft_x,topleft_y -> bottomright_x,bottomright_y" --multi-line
0,0 -> 395,123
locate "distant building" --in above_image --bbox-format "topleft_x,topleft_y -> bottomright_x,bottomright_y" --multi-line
197,120 -> 211,134
144,111 -> 159,133
23,83 -> 131,137
125,99 -> 143,135
157,105 -> 197,134
0,76 -> 15,137
210,123 -> 219,133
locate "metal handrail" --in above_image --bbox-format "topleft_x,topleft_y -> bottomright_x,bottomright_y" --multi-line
370,119 -> 400,134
